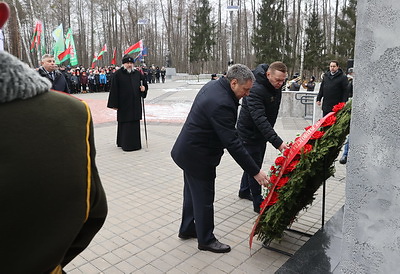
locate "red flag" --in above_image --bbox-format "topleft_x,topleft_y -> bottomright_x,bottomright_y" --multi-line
30,21 -> 42,52
91,53 -> 97,69
111,48 -> 117,65
57,45 -> 73,61
97,44 -> 107,60
123,40 -> 143,55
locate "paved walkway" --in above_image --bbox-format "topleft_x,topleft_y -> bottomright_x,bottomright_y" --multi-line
64,79 -> 346,273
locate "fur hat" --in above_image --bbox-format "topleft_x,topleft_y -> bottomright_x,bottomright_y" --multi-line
122,55 -> 134,64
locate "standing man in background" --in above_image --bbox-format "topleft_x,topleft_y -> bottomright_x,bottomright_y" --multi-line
171,64 -> 270,254
317,60 -> 349,116
107,55 -> 148,151
38,54 -> 70,93
236,62 -> 289,213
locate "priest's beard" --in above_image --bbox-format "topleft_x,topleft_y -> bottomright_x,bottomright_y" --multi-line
123,66 -> 133,73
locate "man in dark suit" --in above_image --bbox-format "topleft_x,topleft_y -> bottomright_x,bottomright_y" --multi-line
38,54 -> 70,93
317,60 -> 349,116
171,64 -> 270,253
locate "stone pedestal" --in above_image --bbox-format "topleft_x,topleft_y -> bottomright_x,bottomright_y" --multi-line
165,68 -> 176,79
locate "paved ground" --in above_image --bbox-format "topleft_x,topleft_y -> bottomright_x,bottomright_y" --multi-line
64,79 -> 346,273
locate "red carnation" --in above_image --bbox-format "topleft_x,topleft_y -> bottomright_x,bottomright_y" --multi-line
304,126 -> 312,131
321,115 -> 337,127
270,174 -> 278,184
275,156 -> 286,166
270,165 -> 277,173
276,177 -> 290,189
332,102 -> 346,112
283,160 -> 299,174
310,130 -> 325,140
301,143 -> 313,154
267,192 -> 279,206
283,148 -> 291,157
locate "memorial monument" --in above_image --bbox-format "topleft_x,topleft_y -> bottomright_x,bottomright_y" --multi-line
341,1 -> 400,272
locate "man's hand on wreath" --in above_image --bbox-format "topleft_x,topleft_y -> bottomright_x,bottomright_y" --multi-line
278,142 -> 289,152
254,171 -> 270,187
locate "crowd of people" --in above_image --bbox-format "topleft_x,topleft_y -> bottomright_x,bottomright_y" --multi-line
37,56 -> 166,95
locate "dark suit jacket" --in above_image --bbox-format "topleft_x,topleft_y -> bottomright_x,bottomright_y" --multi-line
171,78 -> 260,180
38,67 -> 70,94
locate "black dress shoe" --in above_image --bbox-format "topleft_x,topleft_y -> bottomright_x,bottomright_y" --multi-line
238,192 -> 253,201
198,239 -> 231,253
178,232 -> 197,239
339,155 -> 347,164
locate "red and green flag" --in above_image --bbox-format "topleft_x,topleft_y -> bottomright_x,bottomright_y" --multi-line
30,21 -> 42,52
91,53 -> 97,69
97,44 -> 107,60
52,24 -> 65,65
111,48 -> 117,65
123,39 -> 143,55
58,45 -> 73,61
60,28 -> 78,65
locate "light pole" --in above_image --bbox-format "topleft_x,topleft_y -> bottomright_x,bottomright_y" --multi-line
227,2 -> 239,68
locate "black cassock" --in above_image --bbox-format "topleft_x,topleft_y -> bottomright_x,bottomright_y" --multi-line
107,68 -> 148,151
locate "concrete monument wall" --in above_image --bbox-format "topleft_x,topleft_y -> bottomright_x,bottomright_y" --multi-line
341,1 -> 400,272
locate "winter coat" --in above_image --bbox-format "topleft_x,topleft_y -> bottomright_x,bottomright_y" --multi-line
317,68 -> 349,114
236,64 -> 283,149
99,73 -> 107,84
70,75 -> 79,86
38,67 -> 70,93
0,50 -> 107,273
88,74 -> 96,85
171,77 -> 260,180
107,67 -> 148,122
80,74 -> 88,85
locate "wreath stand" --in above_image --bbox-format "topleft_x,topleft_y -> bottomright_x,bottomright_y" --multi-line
262,156 -> 328,257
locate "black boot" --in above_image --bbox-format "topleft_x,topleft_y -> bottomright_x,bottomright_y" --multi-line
339,155 -> 347,164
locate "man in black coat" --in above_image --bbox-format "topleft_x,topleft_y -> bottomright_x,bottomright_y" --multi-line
317,60 -> 349,116
236,62 -> 289,213
38,54 -> 70,93
107,55 -> 148,151
171,64 -> 270,253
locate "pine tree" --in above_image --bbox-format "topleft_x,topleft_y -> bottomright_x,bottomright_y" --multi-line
304,1 -> 326,73
252,0 -> 286,65
336,0 -> 357,67
189,0 -> 216,73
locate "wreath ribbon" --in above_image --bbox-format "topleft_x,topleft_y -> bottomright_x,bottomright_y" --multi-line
249,111 -> 336,249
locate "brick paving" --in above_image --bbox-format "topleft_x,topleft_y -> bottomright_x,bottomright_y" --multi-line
64,79 -> 346,273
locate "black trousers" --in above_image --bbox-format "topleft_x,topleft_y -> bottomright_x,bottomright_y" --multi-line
179,171 -> 216,245
239,142 -> 266,209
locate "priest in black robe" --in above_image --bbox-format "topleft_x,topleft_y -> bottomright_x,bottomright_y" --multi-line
107,55 -> 148,151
